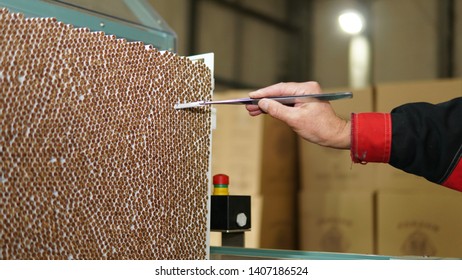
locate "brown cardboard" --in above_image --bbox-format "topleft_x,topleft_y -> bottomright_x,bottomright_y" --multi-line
377,188 -> 462,258
375,79 -> 462,112
299,189 -> 374,254
374,165 -> 440,191
212,90 -> 298,196
299,87 -> 377,191
259,194 -> 298,250
375,79 -> 462,190
210,194 -> 297,250
212,92 -> 262,195
300,80 -> 462,192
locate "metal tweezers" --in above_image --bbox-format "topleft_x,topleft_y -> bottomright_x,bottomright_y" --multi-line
174,92 -> 352,110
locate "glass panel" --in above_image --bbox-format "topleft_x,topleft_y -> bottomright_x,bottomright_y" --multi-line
0,0 -> 176,51
53,0 -> 174,33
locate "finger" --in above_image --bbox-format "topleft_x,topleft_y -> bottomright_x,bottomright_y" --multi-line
258,99 -> 296,124
248,109 -> 263,116
245,104 -> 263,116
249,81 -> 322,98
245,104 -> 260,112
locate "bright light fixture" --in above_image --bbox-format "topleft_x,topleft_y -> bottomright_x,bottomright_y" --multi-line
338,10 -> 364,35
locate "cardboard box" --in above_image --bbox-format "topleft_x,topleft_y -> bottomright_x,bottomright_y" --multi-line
300,80 -> 462,192
298,189 -> 374,254
375,79 -> 462,191
375,79 -> 462,112
212,90 -> 298,196
374,165 -> 439,191
299,87 -> 378,191
377,188 -> 462,258
211,91 -> 298,250
258,194 -> 297,250
210,194 -> 297,250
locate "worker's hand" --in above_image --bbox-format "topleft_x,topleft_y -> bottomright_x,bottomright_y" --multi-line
246,81 -> 351,149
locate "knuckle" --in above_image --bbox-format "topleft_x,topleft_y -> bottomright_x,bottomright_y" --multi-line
305,81 -> 321,92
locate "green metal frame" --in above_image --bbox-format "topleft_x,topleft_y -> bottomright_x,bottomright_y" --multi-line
210,246 -> 392,260
0,0 -> 176,51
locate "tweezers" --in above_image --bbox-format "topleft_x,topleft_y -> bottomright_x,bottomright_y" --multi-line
174,92 -> 352,110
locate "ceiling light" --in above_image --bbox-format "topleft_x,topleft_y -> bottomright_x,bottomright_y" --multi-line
338,10 -> 364,35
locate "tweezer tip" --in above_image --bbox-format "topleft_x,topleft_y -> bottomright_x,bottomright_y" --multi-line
174,101 -> 204,110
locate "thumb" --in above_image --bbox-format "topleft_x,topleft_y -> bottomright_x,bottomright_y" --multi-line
258,99 -> 294,123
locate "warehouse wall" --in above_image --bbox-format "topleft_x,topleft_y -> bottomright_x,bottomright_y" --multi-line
456,0 -> 462,77
311,0 -> 462,87
192,0 -> 291,89
372,0 -> 438,83
55,0 -> 461,88
311,0 -> 351,87
153,0 -> 462,88
147,0 -> 190,55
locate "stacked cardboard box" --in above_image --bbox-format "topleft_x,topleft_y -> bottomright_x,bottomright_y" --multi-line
210,90 -> 298,250
298,87 -> 376,254
210,79 -> 462,257
374,79 -> 462,257
299,190 -> 374,254
299,87 -> 377,192
374,79 -> 462,191
299,79 -> 462,257
377,188 -> 462,258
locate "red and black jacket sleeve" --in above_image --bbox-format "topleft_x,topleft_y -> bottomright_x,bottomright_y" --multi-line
351,97 -> 462,191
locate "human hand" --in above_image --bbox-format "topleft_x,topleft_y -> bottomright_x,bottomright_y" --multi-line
246,82 -> 351,149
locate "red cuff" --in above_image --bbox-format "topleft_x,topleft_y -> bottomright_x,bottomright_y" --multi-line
442,157 -> 462,191
351,113 -> 392,163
